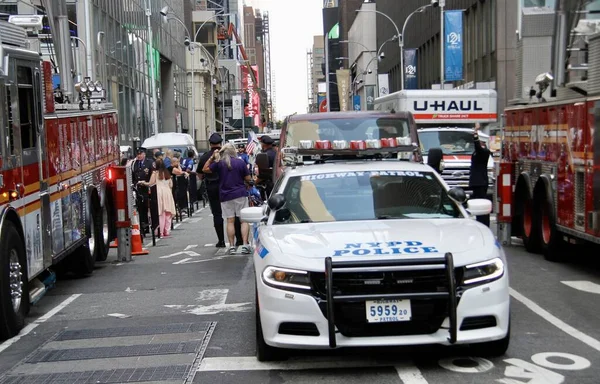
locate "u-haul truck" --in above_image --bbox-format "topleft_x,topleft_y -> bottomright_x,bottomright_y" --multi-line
375,89 -> 497,198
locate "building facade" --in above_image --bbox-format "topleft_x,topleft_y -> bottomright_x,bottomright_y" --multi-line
374,0 -> 517,129
2,0 -> 189,146
307,35 -> 325,112
347,2 -> 377,111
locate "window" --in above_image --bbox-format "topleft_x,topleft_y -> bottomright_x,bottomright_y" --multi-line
17,66 -> 37,150
274,171 -> 461,224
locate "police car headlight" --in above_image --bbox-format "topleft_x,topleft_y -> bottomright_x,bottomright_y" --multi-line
262,266 -> 311,291
461,257 -> 504,285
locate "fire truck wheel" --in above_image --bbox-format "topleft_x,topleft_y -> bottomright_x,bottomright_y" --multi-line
519,194 -> 541,253
97,197 -> 113,262
0,222 -> 29,340
73,196 -> 102,276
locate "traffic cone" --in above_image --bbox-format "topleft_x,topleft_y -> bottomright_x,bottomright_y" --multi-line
110,239 -> 118,248
131,209 -> 149,256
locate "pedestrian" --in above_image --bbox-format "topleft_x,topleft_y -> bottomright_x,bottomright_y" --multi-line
138,158 -> 176,237
259,135 -> 277,168
182,150 -> 195,173
469,122 -> 492,227
237,144 -> 250,169
198,133 -> 243,248
132,147 -> 154,233
202,142 -> 253,255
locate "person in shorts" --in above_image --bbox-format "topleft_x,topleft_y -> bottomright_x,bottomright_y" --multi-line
202,142 -> 253,254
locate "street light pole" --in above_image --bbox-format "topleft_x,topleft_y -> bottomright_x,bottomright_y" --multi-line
325,33 -> 330,111
145,0 -> 159,136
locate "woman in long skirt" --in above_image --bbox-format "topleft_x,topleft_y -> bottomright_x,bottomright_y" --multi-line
139,158 -> 176,236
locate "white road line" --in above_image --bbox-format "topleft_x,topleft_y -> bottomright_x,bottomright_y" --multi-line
0,294 -> 81,354
204,244 -> 214,247
561,280 -> 600,295
395,364 -> 429,383
510,288 -> 600,352
198,356 -> 390,371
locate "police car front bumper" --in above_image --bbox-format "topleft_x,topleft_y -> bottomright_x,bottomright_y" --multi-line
257,254 -> 509,350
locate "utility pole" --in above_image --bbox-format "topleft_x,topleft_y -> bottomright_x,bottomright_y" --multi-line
325,33 -> 330,111
440,0 -> 445,86
145,0 -> 159,135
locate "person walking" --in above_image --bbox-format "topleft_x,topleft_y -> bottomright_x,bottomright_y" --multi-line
198,133 -> 227,247
132,147 -> 154,233
202,142 -> 253,255
138,159 -> 176,237
469,122 -> 492,227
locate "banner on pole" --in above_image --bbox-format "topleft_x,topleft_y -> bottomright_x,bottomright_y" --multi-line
353,95 -> 361,111
232,95 -> 242,119
403,49 -> 418,89
444,10 -> 464,81
336,69 -> 351,111
317,93 -> 327,112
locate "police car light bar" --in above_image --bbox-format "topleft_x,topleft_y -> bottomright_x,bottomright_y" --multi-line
282,138 -> 418,165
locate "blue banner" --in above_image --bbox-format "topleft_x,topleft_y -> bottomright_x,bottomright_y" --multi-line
353,95 -> 361,111
444,10 -> 463,81
403,49 -> 418,89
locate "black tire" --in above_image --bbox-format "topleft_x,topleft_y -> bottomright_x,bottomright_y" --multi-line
72,194 -> 101,277
520,194 -> 541,253
255,288 -> 286,362
470,323 -> 510,357
97,195 -> 112,262
0,222 -> 29,340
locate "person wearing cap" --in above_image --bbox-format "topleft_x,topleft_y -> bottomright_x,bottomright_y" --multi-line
132,147 -> 154,232
260,135 -> 276,168
198,133 -> 243,248
469,122 -> 492,227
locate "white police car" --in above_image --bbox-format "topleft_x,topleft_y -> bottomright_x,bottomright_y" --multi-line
241,141 -> 510,362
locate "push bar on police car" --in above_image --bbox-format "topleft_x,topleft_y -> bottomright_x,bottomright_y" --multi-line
324,252 -> 458,348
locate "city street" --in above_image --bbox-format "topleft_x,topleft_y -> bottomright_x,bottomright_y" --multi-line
0,207 -> 599,384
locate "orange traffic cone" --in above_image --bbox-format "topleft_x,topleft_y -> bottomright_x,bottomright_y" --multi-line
110,239 -> 118,248
131,209 -> 149,256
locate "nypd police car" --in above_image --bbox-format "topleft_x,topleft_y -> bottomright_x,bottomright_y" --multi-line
241,140 -> 509,362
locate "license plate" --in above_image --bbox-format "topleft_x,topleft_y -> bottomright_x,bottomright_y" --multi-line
365,299 -> 412,323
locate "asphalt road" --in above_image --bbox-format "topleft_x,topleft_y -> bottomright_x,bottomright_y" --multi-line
0,208 -> 599,384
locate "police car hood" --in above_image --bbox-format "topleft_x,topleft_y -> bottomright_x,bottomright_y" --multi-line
265,219 -> 495,269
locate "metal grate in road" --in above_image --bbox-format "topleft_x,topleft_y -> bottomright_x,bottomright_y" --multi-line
27,341 -> 201,363
0,365 -> 191,384
55,322 -> 211,341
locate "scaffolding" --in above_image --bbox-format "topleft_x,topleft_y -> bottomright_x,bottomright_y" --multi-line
206,0 -> 232,60
307,49 -> 314,112
262,11 -> 273,124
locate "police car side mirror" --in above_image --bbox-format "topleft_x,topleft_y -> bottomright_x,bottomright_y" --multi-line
240,207 -> 265,223
267,193 -> 286,211
466,199 -> 492,216
448,187 -> 467,204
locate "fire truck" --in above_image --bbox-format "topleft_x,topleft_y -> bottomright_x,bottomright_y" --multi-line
496,7 -> 600,261
0,12 -> 119,338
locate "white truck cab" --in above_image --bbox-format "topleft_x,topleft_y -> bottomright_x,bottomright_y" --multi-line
375,89 -> 498,198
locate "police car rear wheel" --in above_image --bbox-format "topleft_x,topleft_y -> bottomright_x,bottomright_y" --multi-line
255,288 -> 286,362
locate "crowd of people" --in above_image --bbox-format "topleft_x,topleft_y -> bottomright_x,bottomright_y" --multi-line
130,133 -> 277,254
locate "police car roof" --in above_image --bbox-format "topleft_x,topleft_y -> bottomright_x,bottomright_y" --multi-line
284,160 -> 434,178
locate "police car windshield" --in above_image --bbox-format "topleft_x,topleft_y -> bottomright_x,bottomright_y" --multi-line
274,171 -> 462,224
419,131 -> 475,155
285,118 -> 410,147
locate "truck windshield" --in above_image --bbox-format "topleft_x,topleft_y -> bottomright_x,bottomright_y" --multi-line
419,130 -> 475,155
274,171 -> 461,224
284,118 -> 411,147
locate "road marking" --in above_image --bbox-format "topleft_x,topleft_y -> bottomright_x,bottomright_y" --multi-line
160,250 -> 201,259
510,288 -> 600,352
395,363 -> 429,383
198,356 -> 393,371
561,280 -> 600,295
204,244 -> 214,247
165,289 -> 251,315
187,218 -> 203,223
0,294 -> 81,354
185,244 -> 198,250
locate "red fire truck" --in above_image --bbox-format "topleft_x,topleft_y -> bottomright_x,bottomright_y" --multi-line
496,14 -> 600,261
0,19 -> 119,339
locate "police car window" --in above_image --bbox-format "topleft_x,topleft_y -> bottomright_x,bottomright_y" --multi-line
273,171 -> 461,224
285,118 -> 410,147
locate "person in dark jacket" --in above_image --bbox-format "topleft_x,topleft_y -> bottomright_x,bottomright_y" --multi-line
468,123 -> 491,227
132,147 -> 154,232
198,133 -> 243,247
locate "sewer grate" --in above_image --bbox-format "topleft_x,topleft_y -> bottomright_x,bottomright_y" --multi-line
0,365 -> 191,384
27,341 -> 201,363
55,322 -> 210,341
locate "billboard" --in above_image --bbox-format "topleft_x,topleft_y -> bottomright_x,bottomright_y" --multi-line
242,65 -> 261,128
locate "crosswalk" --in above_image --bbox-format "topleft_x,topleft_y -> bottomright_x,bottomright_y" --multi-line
0,322 -> 216,384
